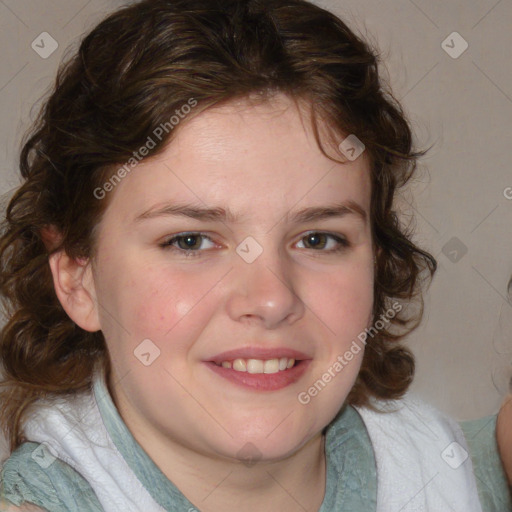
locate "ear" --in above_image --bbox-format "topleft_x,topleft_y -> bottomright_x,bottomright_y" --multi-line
48,249 -> 101,333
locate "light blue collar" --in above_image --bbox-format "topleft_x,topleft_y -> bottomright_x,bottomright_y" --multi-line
93,371 -> 377,511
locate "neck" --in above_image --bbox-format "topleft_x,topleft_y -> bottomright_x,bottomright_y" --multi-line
107,372 -> 328,512
131,418 -> 326,512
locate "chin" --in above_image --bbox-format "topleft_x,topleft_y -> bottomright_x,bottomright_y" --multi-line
214,426 -> 318,465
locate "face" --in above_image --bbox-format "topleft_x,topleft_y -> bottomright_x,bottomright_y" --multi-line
88,94 -> 374,462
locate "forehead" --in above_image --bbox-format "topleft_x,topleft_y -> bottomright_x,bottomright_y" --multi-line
101,94 -> 371,224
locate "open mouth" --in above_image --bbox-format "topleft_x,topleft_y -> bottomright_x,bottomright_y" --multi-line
206,358 -> 309,391
213,357 -> 298,374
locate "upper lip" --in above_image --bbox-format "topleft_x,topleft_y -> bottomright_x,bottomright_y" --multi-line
207,347 -> 311,365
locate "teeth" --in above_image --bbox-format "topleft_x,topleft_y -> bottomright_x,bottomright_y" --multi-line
263,359 -> 279,374
218,357 -> 296,374
233,358 -> 247,372
247,359 -> 264,374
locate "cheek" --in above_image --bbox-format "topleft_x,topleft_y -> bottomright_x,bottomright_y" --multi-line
307,261 -> 374,338
125,278 -> 199,336
96,258 -> 224,346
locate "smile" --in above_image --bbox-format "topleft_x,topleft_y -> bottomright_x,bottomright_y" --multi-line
206,358 -> 310,391
215,357 -> 296,374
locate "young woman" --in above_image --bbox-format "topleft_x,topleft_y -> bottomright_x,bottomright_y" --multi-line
0,1 -> 509,510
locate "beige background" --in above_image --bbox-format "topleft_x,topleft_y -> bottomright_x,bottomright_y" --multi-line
0,0 -> 511,433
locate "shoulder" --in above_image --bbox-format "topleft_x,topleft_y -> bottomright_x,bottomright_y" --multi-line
0,442 -> 103,512
461,413 -> 512,511
355,394 -> 486,456
1,442 -> 62,510
353,394 -> 471,468
355,393 -> 458,433
354,395 -> 485,511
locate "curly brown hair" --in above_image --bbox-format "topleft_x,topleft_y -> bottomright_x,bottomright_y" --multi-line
0,0 -> 436,452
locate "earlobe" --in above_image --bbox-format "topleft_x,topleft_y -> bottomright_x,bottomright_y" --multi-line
48,250 -> 101,333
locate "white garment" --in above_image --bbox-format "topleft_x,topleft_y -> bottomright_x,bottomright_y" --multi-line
22,381 -> 483,512
356,396 -> 483,512
22,388 -> 166,512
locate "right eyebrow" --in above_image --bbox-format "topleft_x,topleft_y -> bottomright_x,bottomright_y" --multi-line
133,203 -> 239,224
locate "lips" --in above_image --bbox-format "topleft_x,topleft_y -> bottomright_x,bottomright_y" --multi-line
207,347 -> 311,366
205,347 -> 312,391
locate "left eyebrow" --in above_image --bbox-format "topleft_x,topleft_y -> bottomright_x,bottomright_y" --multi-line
133,201 -> 367,225
287,202 -> 367,224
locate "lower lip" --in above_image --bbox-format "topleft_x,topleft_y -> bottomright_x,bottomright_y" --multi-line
204,360 -> 311,391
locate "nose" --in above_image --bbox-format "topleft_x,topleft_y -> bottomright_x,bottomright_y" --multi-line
225,251 -> 305,329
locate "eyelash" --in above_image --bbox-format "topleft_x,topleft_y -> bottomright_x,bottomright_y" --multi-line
159,231 -> 350,258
